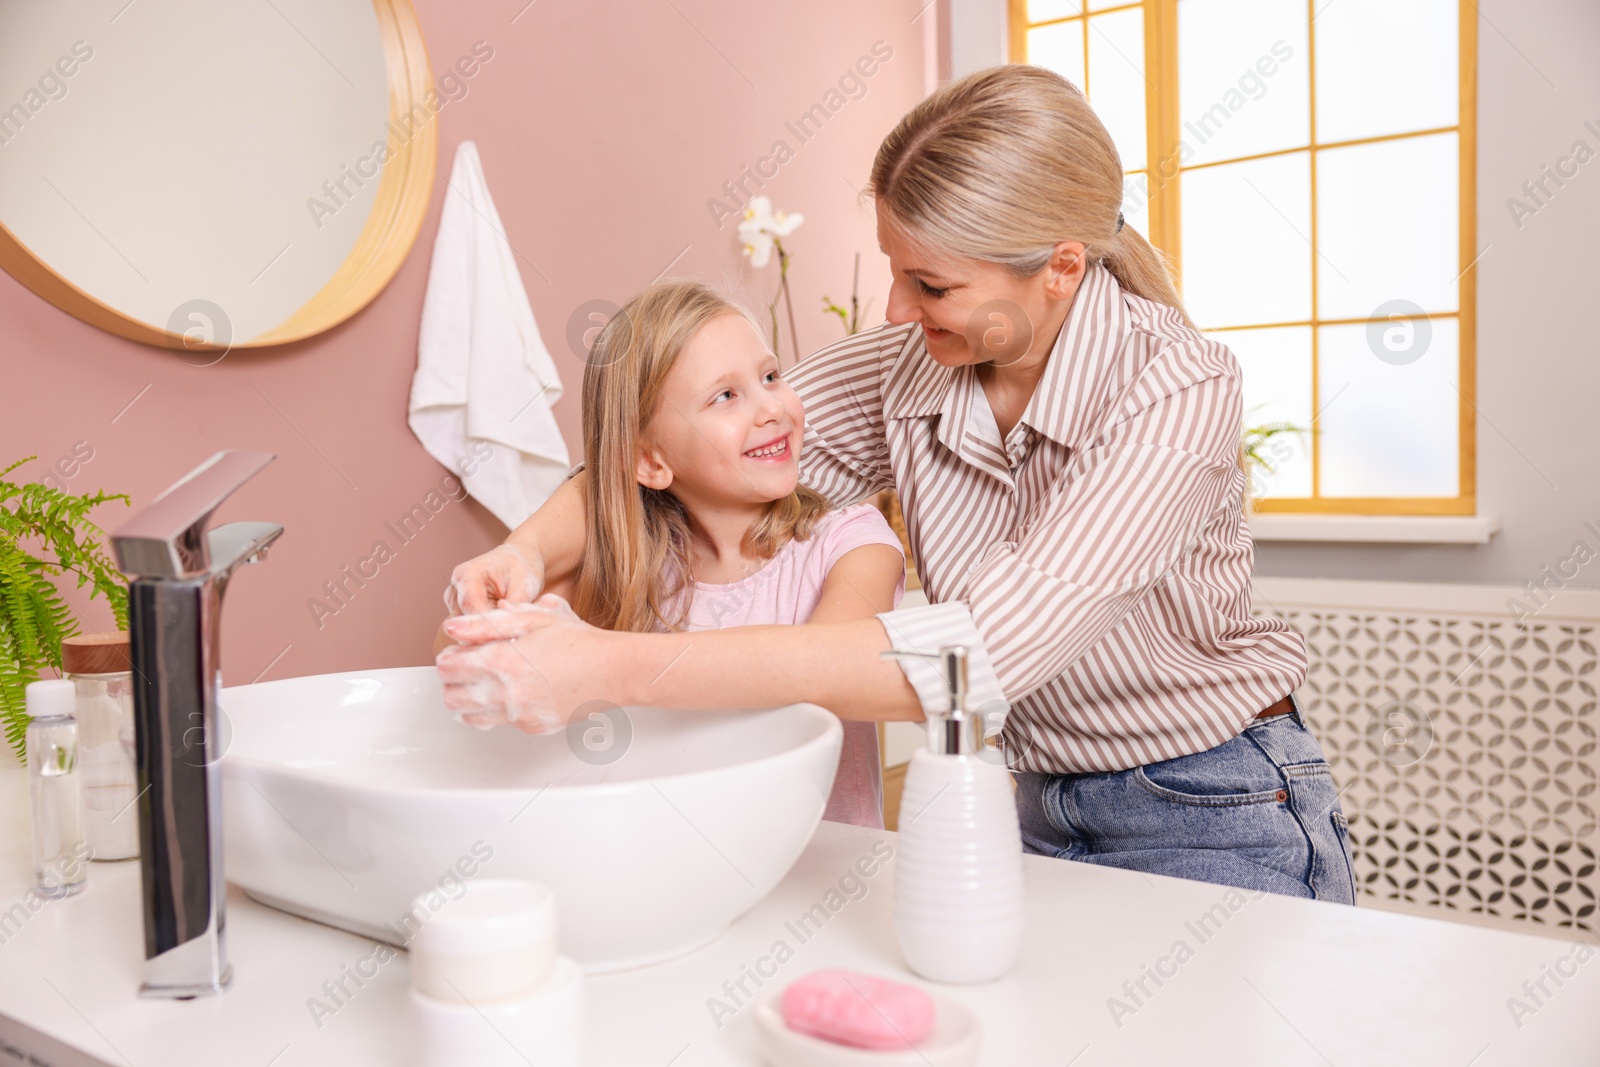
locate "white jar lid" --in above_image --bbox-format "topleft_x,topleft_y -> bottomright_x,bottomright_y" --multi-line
410,879 -> 557,956
409,879 -> 560,1003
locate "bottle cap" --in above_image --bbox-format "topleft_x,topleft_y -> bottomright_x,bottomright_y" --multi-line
409,879 -> 558,1004
25,679 -> 77,720
61,632 -> 132,676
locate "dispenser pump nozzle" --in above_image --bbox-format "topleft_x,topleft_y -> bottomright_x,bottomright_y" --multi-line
879,645 -> 986,756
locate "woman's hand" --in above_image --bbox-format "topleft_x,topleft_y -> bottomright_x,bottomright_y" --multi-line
444,543 -> 545,617
435,594 -> 619,733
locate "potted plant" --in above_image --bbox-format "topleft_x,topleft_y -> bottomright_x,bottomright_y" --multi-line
0,457 -> 129,760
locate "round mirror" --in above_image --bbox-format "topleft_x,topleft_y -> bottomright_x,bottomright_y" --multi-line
0,0 -> 436,355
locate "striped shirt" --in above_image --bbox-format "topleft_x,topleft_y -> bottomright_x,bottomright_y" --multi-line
786,261 -> 1308,774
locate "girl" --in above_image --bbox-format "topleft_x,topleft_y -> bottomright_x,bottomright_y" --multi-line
442,279 -> 907,828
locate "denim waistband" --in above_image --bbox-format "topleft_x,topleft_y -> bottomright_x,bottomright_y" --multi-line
1242,692 -> 1325,766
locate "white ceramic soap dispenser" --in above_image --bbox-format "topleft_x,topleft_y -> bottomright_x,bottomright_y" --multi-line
882,645 -> 1024,984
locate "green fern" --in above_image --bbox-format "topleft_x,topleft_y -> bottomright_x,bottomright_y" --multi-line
1242,420 -> 1307,471
0,457 -> 130,761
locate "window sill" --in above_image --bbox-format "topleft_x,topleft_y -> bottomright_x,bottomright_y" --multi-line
1246,513 -> 1501,544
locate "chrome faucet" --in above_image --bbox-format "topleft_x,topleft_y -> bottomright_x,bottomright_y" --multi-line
111,450 -> 282,998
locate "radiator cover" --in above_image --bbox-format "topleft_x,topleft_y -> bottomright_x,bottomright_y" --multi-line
1253,577 -> 1598,937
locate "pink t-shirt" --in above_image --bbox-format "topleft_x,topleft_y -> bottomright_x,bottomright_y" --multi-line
668,503 -> 905,829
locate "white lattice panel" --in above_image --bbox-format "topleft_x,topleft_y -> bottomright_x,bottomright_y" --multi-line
1253,578 -> 1599,936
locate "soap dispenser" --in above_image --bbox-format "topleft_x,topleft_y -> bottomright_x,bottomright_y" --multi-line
881,645 -> 1024,984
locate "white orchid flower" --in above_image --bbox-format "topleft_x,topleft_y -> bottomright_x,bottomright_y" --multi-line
737,196 -> 803,268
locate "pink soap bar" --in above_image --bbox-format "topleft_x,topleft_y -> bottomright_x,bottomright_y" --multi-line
780,969 -> 935,1050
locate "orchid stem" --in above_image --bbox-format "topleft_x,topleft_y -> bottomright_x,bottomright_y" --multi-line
850,252 -> 860,334
776,241 -> 800,367
780,277 -> 799,367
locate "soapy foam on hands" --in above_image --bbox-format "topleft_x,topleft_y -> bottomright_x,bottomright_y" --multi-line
438,604 -> 574,734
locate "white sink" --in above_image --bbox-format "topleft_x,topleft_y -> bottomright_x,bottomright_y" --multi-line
219,666 -> 841,972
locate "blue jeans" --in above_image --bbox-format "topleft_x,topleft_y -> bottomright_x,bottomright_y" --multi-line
1015,695 -> 1356,904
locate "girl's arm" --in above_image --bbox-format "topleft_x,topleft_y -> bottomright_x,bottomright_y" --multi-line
805,544 -> 904,625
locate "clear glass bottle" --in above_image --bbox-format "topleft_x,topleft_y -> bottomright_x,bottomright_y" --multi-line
61,633 -> 139,861
26,679 -> 87,898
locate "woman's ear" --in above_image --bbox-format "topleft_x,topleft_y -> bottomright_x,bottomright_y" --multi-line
1043,240 -> 1087,300
635,442 -> 673,491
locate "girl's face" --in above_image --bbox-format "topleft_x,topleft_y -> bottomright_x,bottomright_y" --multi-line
637,312 -> 805,510
877,209 -> 1086,370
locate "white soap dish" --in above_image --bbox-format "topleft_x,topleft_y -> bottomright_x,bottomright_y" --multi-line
752,983 -> 981,1067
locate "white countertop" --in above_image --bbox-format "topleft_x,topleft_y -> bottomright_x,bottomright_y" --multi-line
2,760 -> 1597,1066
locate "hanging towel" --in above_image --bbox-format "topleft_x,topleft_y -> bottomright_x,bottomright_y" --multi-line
409,140 -> 570,530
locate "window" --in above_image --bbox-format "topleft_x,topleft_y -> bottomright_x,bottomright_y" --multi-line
1010,0 -> 1477,515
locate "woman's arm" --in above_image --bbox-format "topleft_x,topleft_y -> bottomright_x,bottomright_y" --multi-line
433,471 -> 589,653
437,602 -> 924,727
499,470 -> 587,592
437,538 -> 919,723
783,326 -> 906,508
441,469 -> 589,620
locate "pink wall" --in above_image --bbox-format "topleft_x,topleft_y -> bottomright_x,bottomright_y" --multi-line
0,0 -> 930,689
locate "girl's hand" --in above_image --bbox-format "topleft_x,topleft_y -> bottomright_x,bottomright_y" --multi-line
444,543 -> 545,617
435,595 -> 614,733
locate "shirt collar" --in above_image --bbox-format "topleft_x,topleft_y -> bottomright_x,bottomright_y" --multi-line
881,260 -> 1130,453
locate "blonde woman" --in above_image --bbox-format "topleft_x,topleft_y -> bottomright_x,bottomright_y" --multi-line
437,65 -> 1356,903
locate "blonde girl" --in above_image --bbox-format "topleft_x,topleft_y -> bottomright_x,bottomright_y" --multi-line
443,279 -> 907,828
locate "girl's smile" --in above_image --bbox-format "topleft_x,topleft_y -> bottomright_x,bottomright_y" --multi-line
743,432 -> 794,462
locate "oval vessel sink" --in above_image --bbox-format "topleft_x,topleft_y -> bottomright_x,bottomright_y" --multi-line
220,666 -> 842,971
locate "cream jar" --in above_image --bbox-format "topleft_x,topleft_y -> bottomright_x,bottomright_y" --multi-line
407,878 -> 582,1067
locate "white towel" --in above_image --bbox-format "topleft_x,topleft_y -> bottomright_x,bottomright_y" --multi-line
409,140 -> 570,530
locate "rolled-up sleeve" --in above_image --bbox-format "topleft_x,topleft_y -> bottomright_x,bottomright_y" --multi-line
874,601 -> 1009,716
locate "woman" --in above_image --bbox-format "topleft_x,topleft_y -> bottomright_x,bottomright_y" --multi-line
437,65 -> 1356,904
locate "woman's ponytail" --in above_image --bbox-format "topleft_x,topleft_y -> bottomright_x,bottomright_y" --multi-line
1102,224 -> 1189,325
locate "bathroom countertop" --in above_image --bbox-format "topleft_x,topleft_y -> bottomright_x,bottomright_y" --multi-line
2,761 -> 1598,1066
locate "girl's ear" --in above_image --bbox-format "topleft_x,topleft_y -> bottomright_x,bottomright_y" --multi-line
635,441 -> 674,491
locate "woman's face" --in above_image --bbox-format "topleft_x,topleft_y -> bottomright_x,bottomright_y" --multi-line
637,312 -> 805,510
876,210 -> 1086,370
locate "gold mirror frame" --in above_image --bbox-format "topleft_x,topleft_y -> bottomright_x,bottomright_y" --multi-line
0,0 -> 437,353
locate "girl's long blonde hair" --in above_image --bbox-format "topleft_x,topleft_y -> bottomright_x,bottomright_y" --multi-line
571,280 -> 830,633
868,64 -> 1190,324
